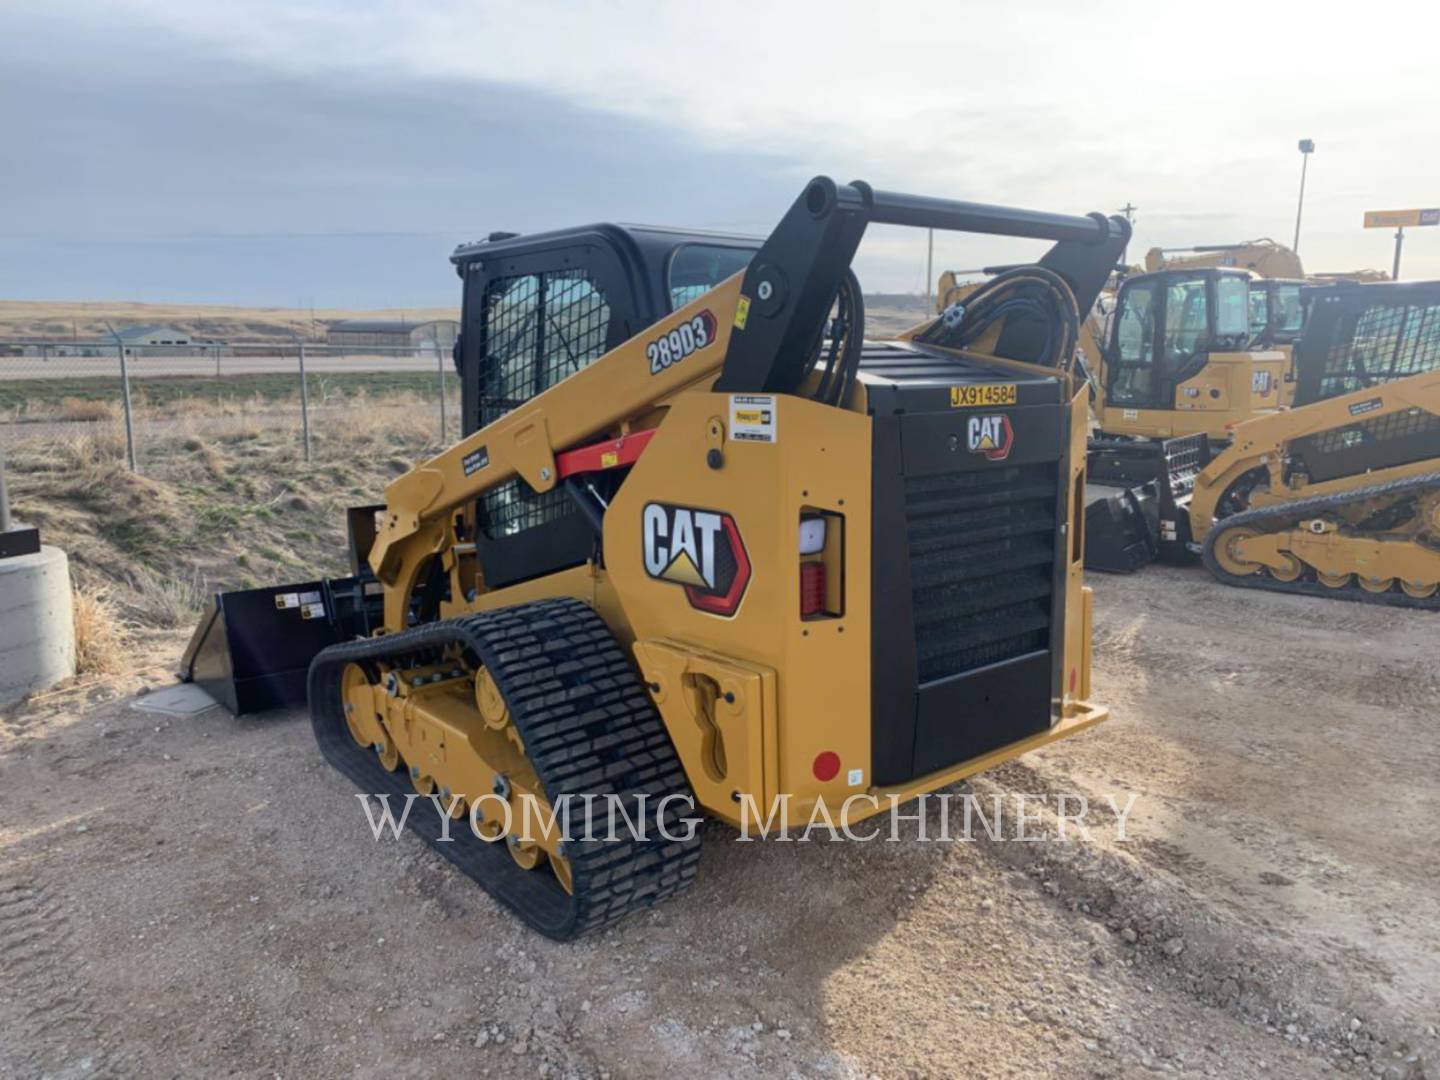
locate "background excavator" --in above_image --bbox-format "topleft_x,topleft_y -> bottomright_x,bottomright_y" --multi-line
182,177 -> 1127,938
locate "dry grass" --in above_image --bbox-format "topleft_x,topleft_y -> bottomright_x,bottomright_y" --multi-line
3,391 -> 445,631
72,584 -> 131,675
59,397 -> 120,422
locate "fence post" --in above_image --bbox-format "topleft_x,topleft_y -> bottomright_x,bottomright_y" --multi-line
0,445 -> 12,533
293,334 -> 312,462
106,324 -> 138,472
435,336 -> 448,444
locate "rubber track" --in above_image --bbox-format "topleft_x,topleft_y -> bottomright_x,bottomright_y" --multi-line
1201,471 -> 1440,610
307,597 -> 702,940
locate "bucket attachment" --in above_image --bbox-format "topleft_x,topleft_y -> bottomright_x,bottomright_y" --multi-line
1087,437 -> 1169,488
1084,487 -> 1159,572
1083,434 -> 1210,572
179,504 -> 387,715
179,577 -> 381,714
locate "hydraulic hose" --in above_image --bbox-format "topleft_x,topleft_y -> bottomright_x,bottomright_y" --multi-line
918,265 -> 1080,372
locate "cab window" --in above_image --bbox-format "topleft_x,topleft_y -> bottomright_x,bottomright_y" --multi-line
668,244 -> 755,310
1163,278 -> 1209,367
1248,289 -> 1270,337
1274,284 -> 1305,332
1109,280 -> 1158,406
1215,276 -> 1250,338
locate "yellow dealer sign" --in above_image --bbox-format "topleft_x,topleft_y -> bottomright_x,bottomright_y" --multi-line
1363,208 -> 1440,229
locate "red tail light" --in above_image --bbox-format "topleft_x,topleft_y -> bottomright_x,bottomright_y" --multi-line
800,562 -> 826,618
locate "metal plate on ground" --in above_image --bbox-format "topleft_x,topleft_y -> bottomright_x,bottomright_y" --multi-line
133,682 -> 222,717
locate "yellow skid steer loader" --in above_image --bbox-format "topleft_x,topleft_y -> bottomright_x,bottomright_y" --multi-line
183,177 -> 1128,937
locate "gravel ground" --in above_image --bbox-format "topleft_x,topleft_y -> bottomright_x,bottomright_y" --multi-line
1,565 -> 1436,1078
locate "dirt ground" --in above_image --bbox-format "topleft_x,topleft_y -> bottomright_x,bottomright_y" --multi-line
2,561 -> 1436,1078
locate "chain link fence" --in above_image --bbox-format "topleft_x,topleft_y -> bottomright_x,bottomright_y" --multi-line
0,337 -> 462,470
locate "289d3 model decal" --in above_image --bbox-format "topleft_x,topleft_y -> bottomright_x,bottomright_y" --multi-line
647,311 -> 718,375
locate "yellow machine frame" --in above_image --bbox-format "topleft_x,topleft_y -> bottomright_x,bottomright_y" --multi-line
366,272 -> 1106,827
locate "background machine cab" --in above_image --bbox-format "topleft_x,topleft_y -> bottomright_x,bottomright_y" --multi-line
1099,267 -> 1287,437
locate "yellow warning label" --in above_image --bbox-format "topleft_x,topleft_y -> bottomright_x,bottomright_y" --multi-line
734,295 -> 751,330
734,409 -> 763,425
600,451 -> 618,468
950,383 -> 1017,408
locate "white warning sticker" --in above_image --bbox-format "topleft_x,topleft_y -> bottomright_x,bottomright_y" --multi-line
275,593 -> 300,610
300,602 -> 326,620
729,394 -> 777,443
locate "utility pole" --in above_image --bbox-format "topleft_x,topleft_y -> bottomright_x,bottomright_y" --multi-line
1293,139 -> 1315,254
925,229 -> 934,309
1117,202 -> 1137,267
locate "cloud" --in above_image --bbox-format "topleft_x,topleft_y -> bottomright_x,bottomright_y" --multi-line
8,0 -> 1440,302
0,6 -> 799,304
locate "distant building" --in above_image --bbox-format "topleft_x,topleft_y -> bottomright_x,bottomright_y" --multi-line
27,324 -> 226,358
326,319 -> 459,350
115,324 -> 192,347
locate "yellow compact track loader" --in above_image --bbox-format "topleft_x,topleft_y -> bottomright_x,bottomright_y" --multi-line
1085,279 -> 1440,599
1194,280 -> 1440,606
182,177 -> 1128,938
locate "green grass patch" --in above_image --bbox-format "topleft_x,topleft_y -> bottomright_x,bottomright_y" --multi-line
0,370 -> 460,415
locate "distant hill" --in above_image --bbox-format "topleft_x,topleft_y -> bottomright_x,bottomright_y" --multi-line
0,294 -> 931,343
0,300 -> 458,343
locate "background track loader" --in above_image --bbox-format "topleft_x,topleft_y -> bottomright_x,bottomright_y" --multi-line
1086,279 -> 1440,605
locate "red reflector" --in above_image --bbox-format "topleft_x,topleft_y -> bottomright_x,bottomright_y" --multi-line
813,751 -> 841,782
800,562 -> 826,617
1069,668 -> 1078,693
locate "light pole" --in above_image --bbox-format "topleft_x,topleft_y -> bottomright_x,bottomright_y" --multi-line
1293,139 -> 1315,255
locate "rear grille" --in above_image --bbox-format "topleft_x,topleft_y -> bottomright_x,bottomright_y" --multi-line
905,464 -> 1056,683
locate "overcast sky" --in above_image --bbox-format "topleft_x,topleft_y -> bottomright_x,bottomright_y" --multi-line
5,0 -> 1440,307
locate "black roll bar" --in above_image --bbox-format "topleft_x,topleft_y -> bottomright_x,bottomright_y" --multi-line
865,187 -> 1123,245
716,176 -> 1131,394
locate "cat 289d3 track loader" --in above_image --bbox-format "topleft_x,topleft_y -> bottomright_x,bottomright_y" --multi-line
182,177 -> 1128,939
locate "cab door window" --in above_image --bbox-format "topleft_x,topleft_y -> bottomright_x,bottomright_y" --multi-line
1215,276 -> 1251,342
1108,281 -> 1158,406
1274,284 -> 1305,333
1248,288 -> 1270,340
1163,278 -> 1209,376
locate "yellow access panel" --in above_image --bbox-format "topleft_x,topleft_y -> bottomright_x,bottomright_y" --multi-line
606,390 -> 872,825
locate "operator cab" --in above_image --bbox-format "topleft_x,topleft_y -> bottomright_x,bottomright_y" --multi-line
1247,278 -> 1307,348
450,225 -> 759,589
1104,268 -> 1252,413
